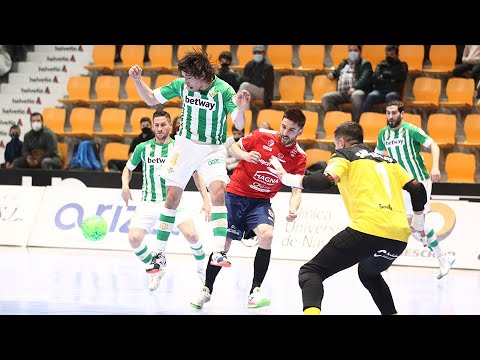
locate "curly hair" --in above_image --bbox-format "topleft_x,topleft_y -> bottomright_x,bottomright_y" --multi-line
177,49 -> 215,83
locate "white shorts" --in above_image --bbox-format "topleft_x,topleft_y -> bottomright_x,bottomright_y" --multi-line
402,178 -> 432,216
159,135 -> 229,189
129,201 -> 191,233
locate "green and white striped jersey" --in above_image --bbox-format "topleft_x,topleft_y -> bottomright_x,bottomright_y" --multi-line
126,138 -> 175,202
375,121 -> 432,181
152,76 -> 237,145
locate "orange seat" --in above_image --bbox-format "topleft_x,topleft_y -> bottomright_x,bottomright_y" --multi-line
231,45 -> 255,70
439,77 -> 475,108
93,108 -> 126,139
205,45 -> 231,63
297,110 -> 318,142
330,45 -> 348,69
267,45 -> 293,71
125,107 -> 156,137
406,77 -> 441,107
103,142 -> 130,171
420,151 -> 433,173
445,152 -> 476,183
304,75 -> 337,105
426,113 -> 456,147
403,112 -> 422,129
457,114 -> 480,147
256,109 -> 284,131
58,76 -> 91,104
424,45 -> 456,74
271,75 -> 305,106
143,45 -> 175,72
359,112 -> 387,145
297,45 -> 325,72
89,75 -> 120,105
119,76 -> 151,105
114,45 -> 145,71
316,111 -> 352,144
227,109 -> 253,136
65,107 -> 95,138
399,45 -> 424,72
163,106 -> 183,123
362,45 -> 387,70
84,45 -> 115,72
57,141 -> 68,169
176,45 -> 202,64
43,107 -> 66,136
305,148 -> 332,169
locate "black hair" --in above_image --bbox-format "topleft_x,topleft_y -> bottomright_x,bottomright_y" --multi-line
283,108 -> 306,128
334,121 -> 364,145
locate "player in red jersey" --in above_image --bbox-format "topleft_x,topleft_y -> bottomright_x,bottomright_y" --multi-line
190,108 -> 307,309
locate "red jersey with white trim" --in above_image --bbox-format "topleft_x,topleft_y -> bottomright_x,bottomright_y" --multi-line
227,128 -> 307,199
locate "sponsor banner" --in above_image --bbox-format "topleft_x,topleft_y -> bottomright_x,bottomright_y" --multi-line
8,73 -> 70,86
26,52 -> 92,65
28,187 -> 220,255
0,94 -> 63,107
0,83 -> 66,97
33,45 -> 94,53
17,61 -> 89,76
0,185 -> 45,246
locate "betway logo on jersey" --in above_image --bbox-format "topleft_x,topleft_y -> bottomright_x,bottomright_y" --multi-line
385,138 -> 405,147
146,157 -> 166,164
253,171 -> 279,185
184,95 -> 216,111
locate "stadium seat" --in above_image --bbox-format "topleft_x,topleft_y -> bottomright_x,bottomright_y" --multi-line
119,76 -> 151,105
65,107 -> 95,138
362,45 -> 387,70
305,148 -> 332,169
420,151 -> 433,173
176,45 -> 202,64
297,45 -> 325,72
125,107 -> 156,137
114,45 -> 145,71
457,114 -> 480,147
406,77 -> 441,107
58,76 -> 91,105
399,45 -> 424,72
43,107 -> 66,136
89,75 -> 120,105
316,111 -> 351,144
103,142 -> 130,171
359,112 -> 387,145
267,45 -> 294,72
84,45 -> 115,72
426,113 -> 456,147
296,110 -> 318,142
424,45 -> 456,74
93,108 -> 126,139
57,141 -> 68,169
439,77 -> 475,108
271,75 -> 306,106
403,112 -> 422,129
304,75 -> 337,105
256,109 -> 284,131
205,45 -> 231,63
329,45 -> 348,69
143,45 -> 175,72
163,106 -> 183,123
232,45 -> 255,70
445,152 -> 476,183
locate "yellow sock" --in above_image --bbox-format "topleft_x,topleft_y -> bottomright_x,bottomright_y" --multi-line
304,307 -> 321,315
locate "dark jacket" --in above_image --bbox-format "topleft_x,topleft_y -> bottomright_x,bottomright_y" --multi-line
22,126 -> 59,160
372,59 -> 408,95
4,137 -> 23,163
129,130 -> 155,171
332,58 -> 373,94
218,68 -> 240,92
239,58 -> 274,106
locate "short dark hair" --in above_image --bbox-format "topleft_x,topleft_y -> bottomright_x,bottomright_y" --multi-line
30,112 -> 43,121
334,121 -> 364,144
153,110 -> 171,122
178,50 -> 215,83
386,45 -> 399,55
283,108 -> 306,128
9,124 -> 20,134
386,99 -> 404,112
219,51 -> 233,63
139,116 -> 151,125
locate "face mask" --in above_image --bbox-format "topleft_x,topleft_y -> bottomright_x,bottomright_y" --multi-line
221,63 -> 230,71
386,56 -> 397,64
10,133 -> 19,140
253,54 -> 264,63
31,122 -> 42,132
348,51 -> 359,63
141,127 -> 152,135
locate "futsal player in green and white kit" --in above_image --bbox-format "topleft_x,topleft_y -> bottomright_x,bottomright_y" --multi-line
121,110 -> 211,291
128,50 -> 251,274
375,100 -> 455,279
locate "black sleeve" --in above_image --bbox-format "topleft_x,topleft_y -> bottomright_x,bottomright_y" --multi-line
129,138 -> 140,154
302,172 -> 335,192
403,179 -> 427,212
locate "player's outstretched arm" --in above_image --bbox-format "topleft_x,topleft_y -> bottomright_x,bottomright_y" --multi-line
128,65 -> 159,106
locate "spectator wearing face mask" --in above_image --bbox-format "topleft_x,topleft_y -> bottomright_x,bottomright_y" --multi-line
2,124 -> 23,168
361,45 -> 408,114
215,51 -> 240,92
108,116 -> 154,172
13,112 -> 62,170
238,45 -> 274,109
322,45 -> 373,123
224,125 -> 245,175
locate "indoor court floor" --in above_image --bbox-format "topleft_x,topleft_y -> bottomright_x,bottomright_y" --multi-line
0,245 -> 478,315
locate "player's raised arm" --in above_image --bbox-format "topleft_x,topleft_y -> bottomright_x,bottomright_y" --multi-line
129,65 -> 159,106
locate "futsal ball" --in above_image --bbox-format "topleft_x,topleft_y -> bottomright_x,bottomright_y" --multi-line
81,215 -> 108,241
